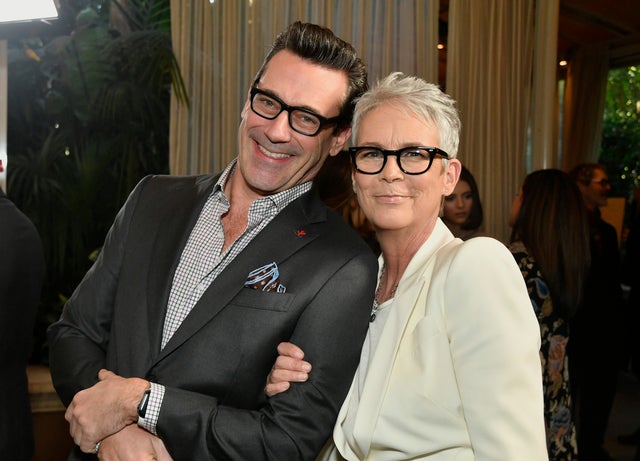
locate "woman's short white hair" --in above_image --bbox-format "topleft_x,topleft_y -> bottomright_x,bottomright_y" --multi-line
351,72 -> 461,158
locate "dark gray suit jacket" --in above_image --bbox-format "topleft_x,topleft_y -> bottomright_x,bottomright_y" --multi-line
0,188 -> 45,461
48,174 -> 377,460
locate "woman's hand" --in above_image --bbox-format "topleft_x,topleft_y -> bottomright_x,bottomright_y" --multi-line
265,342 -> 312,397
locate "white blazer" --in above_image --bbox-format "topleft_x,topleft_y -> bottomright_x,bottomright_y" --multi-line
320,219 -> 549,461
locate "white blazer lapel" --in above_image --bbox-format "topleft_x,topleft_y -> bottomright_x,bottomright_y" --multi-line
336,220 -> 456,458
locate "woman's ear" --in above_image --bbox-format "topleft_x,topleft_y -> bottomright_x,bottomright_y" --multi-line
444,159 -> 462,195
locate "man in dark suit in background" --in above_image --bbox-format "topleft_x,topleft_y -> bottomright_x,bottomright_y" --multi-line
48,21 -> 377,460
0,187 -> 46,461
569,163 -> 624,461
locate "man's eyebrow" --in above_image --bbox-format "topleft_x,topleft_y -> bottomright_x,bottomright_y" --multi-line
257,87 -> 325,115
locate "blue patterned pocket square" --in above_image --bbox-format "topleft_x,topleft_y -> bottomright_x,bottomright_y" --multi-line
244,262 -> 287,293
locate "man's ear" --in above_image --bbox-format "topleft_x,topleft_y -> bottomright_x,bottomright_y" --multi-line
329,126 -> 352,157
444,159 -> 462,195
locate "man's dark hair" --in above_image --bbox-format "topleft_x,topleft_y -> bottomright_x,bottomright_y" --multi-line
568,163 -> 606,186
252,21 -> 368,131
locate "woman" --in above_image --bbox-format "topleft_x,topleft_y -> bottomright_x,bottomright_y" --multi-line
509,169 -> 590,460
442,165 -> 484,239
267,72 -> 548,460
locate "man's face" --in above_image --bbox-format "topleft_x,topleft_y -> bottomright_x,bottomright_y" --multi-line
580,168 -> 611,210
235,50 -> 351,198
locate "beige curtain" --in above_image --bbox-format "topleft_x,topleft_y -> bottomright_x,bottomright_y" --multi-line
446,0 -> 535,242
561,43 -> 610,171
169,0 -> 439,176
529,0 -> 559,171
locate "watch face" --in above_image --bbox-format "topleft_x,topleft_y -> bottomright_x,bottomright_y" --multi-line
138,389 -> 151,418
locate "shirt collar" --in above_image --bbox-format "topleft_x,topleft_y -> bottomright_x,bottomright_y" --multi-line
214,158 -> 312,213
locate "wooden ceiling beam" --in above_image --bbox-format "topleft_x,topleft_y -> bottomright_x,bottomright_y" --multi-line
610,32 -> 640,68
560,3 -> 634,37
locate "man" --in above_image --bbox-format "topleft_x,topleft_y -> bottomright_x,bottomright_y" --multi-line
618,186 -> 640,455
0,187 -> 46,461
47,22 -> 377,460
569,163 -> 623,461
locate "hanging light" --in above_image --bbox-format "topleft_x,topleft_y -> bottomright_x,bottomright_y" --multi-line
0,0 -> 58,23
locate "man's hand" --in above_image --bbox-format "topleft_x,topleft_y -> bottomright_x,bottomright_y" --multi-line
97,425 -> 173,461
265,342 -> 312,397
65,369 -> 150,453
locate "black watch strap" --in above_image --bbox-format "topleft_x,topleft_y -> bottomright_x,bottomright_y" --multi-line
137,389 -> 151,419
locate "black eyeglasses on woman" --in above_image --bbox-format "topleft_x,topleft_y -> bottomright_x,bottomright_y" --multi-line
349,146 -> 450,175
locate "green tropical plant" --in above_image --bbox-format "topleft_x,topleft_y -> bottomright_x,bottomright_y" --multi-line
6,0 -> 187,363
600,65 -> 640,201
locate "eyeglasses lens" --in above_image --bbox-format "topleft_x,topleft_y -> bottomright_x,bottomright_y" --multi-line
251,90 -> 322,136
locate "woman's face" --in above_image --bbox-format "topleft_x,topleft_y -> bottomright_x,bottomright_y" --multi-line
353,104 -> 460,237
443,179 -> 473,226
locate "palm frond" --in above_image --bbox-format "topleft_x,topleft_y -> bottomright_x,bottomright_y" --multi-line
110,0 -> 172,33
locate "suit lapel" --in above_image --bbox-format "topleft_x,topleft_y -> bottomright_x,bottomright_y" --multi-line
145,175 -> 217,355
156,189 -> 326,361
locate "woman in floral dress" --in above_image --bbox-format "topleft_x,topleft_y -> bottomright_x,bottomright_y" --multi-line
509,169 -> 591,460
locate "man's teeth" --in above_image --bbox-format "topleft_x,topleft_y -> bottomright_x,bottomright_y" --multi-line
259,145 -> 291,159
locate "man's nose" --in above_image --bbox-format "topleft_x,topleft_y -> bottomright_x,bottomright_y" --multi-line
264,111 -> 292,141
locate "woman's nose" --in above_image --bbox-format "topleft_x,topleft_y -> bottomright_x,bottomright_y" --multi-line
380,156 -> 404,181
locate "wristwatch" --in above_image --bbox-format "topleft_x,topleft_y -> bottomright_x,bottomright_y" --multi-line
137,388 -> 151,418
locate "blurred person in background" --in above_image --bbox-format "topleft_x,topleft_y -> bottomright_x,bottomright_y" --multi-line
442,165 -> 485,240
617,184 -> 640,450
0,187 -> 46,461
569,163 -> 624,461
509,169 -> 591,460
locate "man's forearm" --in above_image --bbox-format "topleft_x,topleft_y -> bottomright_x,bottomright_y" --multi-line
99,424 -> 173,461
48,334 -> 107,406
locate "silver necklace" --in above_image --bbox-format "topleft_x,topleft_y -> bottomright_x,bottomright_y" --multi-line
370,265 -> 398,322
370,299 -> 379,322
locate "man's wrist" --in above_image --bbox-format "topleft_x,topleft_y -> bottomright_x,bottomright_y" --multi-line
129,379 -> 151,423
137,388 -> 151,418
137,383 -> 164,435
